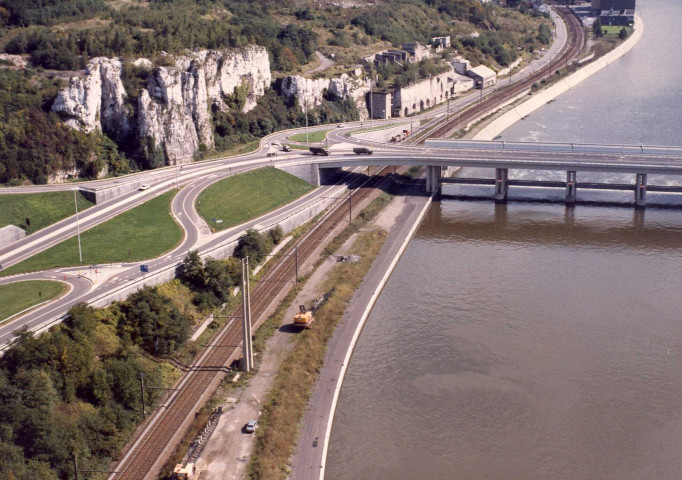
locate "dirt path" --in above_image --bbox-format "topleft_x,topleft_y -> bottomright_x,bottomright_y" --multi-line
306,51 -> 334,75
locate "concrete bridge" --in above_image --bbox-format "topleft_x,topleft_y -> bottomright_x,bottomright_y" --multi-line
281,139 -> 682,207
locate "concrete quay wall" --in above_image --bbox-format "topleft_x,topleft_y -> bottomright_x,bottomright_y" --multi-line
473,14 -> 643,141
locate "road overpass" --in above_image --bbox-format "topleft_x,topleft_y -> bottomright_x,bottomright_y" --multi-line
283,139 -> 682,207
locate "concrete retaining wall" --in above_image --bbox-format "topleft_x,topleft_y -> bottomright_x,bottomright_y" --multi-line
351,122 -> 420,144
80,180 -> 150,204
276,163 -> 321,186
0,225 -> 26,249
474,14 -> 643,141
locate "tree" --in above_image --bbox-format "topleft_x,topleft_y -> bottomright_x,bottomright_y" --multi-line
233,229 -> 267,264
593,18 -> 603,37
204,257 -> 233,303
177,250 -> 205,290
119,287 -> 189,355
619,27 -> 629,40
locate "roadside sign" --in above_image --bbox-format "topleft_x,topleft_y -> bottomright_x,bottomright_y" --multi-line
140,265 -> 149,273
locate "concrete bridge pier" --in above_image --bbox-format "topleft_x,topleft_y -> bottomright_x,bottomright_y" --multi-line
566,170 -> 577,205
494,168 -> 508,203
425,166 -> 442,194
635,173 -> 647,208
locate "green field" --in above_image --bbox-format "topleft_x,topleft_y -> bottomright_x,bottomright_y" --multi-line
0,280 -> 66,322
197,167 -> 314,232
0,191 -> 94,235
1,190 -> 182,276
287,129 -> 332,143
600,25 -> 632,37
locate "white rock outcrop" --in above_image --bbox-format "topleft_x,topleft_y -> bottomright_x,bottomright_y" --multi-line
52,57 -> 130,136
52,46 -> 271,165
280,73 -> 371,120
138,62 -> 214,165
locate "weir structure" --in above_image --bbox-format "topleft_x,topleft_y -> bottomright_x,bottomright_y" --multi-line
290,140 -> 682,208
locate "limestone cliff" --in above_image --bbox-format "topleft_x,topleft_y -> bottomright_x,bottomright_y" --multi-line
52,57 -> 130,137
280,73 -> 371,120
52,46 -> 271,166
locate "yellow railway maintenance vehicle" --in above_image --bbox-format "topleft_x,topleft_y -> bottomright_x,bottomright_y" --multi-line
293,304 -> 315,328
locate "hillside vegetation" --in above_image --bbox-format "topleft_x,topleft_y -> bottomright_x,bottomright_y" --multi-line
0,0 -> 551,184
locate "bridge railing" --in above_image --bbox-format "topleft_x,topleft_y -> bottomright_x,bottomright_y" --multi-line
425,139 -> 682,158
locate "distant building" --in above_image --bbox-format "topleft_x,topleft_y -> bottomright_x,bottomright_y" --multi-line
599,8 -> 635,25
431,36 -> 452,49
401,42 -> 431,62
467,65 -> 497,88
592,0 -> 636,12
450,56 -> 471,75
368,69 -> 474,119
374,50 -> 408,66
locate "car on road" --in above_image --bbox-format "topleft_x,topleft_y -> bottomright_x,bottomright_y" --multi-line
337,124 -> 345,128
244,420 -> 258,433
139,184 -> 151,190
282,145 -> 292,152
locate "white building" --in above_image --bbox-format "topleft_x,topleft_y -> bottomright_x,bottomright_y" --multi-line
467,65 -> 497,88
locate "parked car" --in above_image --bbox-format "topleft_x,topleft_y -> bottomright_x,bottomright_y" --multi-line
245,420 -> 258,433
282,145 -> 292,152
139,184 -> 151,190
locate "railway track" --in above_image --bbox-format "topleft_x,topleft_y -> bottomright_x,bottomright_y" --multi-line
111,168 -> 394,479
423,6 -> 585,142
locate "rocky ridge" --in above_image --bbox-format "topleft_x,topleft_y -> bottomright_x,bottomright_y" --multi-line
52,46 -> 271,165
280,73 -> 371,120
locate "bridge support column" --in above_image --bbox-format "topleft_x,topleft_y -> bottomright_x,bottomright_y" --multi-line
494,168 -> 508,203
425,166 -> 441,194
566,170 -> 577,205
635,173 -> 647,208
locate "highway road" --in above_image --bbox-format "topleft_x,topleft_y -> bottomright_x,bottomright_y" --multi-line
0,5 -> 572,274
0,3 -> 592,363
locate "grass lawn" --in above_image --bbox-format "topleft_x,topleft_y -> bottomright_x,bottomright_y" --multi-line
0,190 -> 182,276
0,191 -> 94,235
283,144 -> 310,150
287,129 -> 332,143
196,167 -> 314,232
0,280 -> 66,322
600,26 -> 632,37
200,139 -> 261,161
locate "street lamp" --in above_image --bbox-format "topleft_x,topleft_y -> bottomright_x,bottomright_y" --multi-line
72,188 -> 83,263
304,100 -> 309,147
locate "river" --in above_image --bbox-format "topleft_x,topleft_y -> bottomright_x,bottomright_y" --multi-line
326,1 -> 682,478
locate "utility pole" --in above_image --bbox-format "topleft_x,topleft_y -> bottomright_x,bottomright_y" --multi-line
72,453 -> 118,479
295,245 -> 299,283
304,100 -> 309,148
175,163 -> 180,190
139,373 -> 146,419
241,258 -> 253,372
447,97 -> 450,121
348,191 -> 353,222
73,188 -> 83,264
369,74 -> 374,130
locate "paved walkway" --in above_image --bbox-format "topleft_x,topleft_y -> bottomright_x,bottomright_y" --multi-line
289,189 -> 431,480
